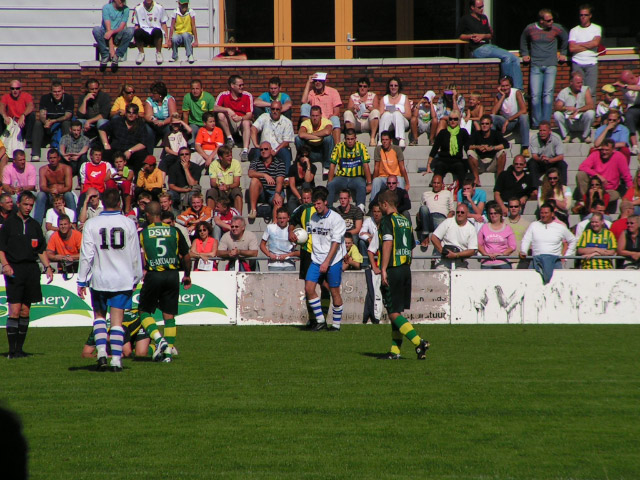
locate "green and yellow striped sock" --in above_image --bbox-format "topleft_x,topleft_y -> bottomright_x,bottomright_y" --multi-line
141,315 -> 163,343
390,329 -> 403,355
163,318 -> 177,358
392,315 -> 422,346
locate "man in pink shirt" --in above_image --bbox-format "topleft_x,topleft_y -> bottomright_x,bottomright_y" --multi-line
301,73 -> 343,145
576,138 -> 633,204
2,150 -> 37,201
0,80 -> 35,146
215,75 -> 253,162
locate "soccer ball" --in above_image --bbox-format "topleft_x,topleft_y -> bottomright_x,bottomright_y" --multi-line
293,228 -> 308,245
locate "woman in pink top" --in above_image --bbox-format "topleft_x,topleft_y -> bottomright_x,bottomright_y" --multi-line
190,221 -> 218,271
477,200 -> 516,269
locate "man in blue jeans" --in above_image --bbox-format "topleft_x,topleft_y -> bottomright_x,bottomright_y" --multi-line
326,129 -> 372,211
458,0 -> 523,90
520,9 -> 569,127
92,0 -> 134,69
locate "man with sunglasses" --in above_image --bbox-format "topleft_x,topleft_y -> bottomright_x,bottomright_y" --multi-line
98,103 -> 148,173
247,141 -> 286,220
430,203 -> 478,270
458,0 -> 523,90
520,9 -> 568,127
569,5 -> 602,104
494,155 -> 535,216
468,114 -> 508,186
250,100 -> 294,172
593,109 -> 631,162
0,80 -> 35,143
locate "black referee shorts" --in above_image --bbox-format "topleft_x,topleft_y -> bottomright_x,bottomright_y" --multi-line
381,264 -> 412,314
4,262 -> 43,305
138,270 -> 180,316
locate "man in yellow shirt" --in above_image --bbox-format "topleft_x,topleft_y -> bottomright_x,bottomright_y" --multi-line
294,105 -> 334,178
135,155 -> 164,200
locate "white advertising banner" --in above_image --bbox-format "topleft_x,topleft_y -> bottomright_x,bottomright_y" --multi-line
0,272 -> 237,327
450,270 -> 640,324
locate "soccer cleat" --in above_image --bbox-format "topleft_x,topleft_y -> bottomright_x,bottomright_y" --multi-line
97,356 -> 108,371
162,357 -> 172,363
187,54 -> 195,64
380,352 -> 401,360
240,150 -> 249,162
305,318 -> 317,329
6,353 -> 15,359
153,339 -> 169,361
156,52 -> 164,64
14,350 -> 27,358
328,325 -> 340,332
312,322 -> 327,332
415,339 -> 430,360
136,52 -> 145,64
110,365 -> 123,372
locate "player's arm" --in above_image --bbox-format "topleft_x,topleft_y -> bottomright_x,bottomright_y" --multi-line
380,239 -> 392,286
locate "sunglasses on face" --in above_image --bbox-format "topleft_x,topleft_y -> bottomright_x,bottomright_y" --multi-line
10,87 -> 21,91
449,118 -> 460,121
456,211 -> 465,214
260,147 -> 271,151
548,176 -> 558,180
125,90 -> 135,94
508,205 -> 520,208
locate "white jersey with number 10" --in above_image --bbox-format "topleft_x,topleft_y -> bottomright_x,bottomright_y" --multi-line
78,211 -> 143,292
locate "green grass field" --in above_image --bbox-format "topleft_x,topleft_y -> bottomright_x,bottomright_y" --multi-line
2,324 -> 639,480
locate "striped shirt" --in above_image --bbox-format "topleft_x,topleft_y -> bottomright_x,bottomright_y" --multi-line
379,212 -> 413,267
248,157 -> 286,191
330,141 -> 370,177
577,228 -> 617,269
290,203 -> 315,253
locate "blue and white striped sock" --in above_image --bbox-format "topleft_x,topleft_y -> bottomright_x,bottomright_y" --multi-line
93,318 -> 108,358
109,326 -> 125,367
331,304 -> 343,330
308,297 -> 325,324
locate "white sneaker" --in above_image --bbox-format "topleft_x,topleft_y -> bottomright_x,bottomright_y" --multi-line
156,52 -> 163,64
135,52 -> 145,64
169,57 -> 177,63
398,138 -> 406,148
357,204 -> 366,214
187,54 -> 195,64
31,155 -> 40,162
153,338 -> 169,361
631,145 -> 639,155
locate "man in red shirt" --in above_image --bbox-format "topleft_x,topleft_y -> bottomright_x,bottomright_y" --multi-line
215,75 -> 253,162
0,80 -> 35,148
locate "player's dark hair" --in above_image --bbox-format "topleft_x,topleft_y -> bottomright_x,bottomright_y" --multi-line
344,128 -> 356,137
146,201 -> 161,217
311,186 -> 329,202
17,191 -> 36,204
160,211 -> 175,221
102,188 -> 121,209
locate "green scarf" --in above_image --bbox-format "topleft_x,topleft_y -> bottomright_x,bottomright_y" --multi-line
447,125 -> 460,156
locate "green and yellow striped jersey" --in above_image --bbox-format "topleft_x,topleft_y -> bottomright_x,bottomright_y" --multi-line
330,141 -> 370,177
290,203 -> 316,253
140,222 -> 189,271
577,228 -> 617,269
378,213 -> 414,267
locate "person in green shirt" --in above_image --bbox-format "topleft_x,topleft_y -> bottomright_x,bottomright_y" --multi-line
377,189 -> 430,360
182,79 -> 215,146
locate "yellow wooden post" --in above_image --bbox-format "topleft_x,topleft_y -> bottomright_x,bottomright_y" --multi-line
334,0 -> 353,60
274,0 -> 292,60
396,0 -> 414,58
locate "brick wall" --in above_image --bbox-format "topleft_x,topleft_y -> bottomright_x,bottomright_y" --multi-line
0,58 -> 638,126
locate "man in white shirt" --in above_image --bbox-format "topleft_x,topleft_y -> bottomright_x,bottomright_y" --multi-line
77,188 -> 143,372
568,5 -> 601,104
249,101 -> 294,172
133,0 -> 169,65
260,207 -> 299,271
430,203 -> 478,269
418,174 -> 454,247
520,203 -> 577,269
305,186 -> 346,332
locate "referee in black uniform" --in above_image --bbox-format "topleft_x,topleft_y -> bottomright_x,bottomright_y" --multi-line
0,191 -> 54,358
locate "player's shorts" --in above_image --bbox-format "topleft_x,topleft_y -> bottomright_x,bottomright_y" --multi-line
90,289 -> 134,312
4,263 -> 43,305
299,249 -> 312,280
381,264 -> 411,314
305,261 -> 343,288
138,270 -> 180,316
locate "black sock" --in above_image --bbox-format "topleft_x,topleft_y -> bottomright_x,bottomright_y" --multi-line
16,317 -> 29,353
6,318 -> 19,354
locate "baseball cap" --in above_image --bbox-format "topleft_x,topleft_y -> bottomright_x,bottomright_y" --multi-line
423,90 -> 436,102
178,0 -> 189,4
144,155 -> 157,165
602,84 -> 616,94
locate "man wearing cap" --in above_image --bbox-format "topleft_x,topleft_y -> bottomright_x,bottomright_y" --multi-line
614,70 -> 640,156
596,84 -> 621,122
301,73 -> 343,145
136,155 -> 164,200
520,8 -> 568,127
410,90 -> 436,145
